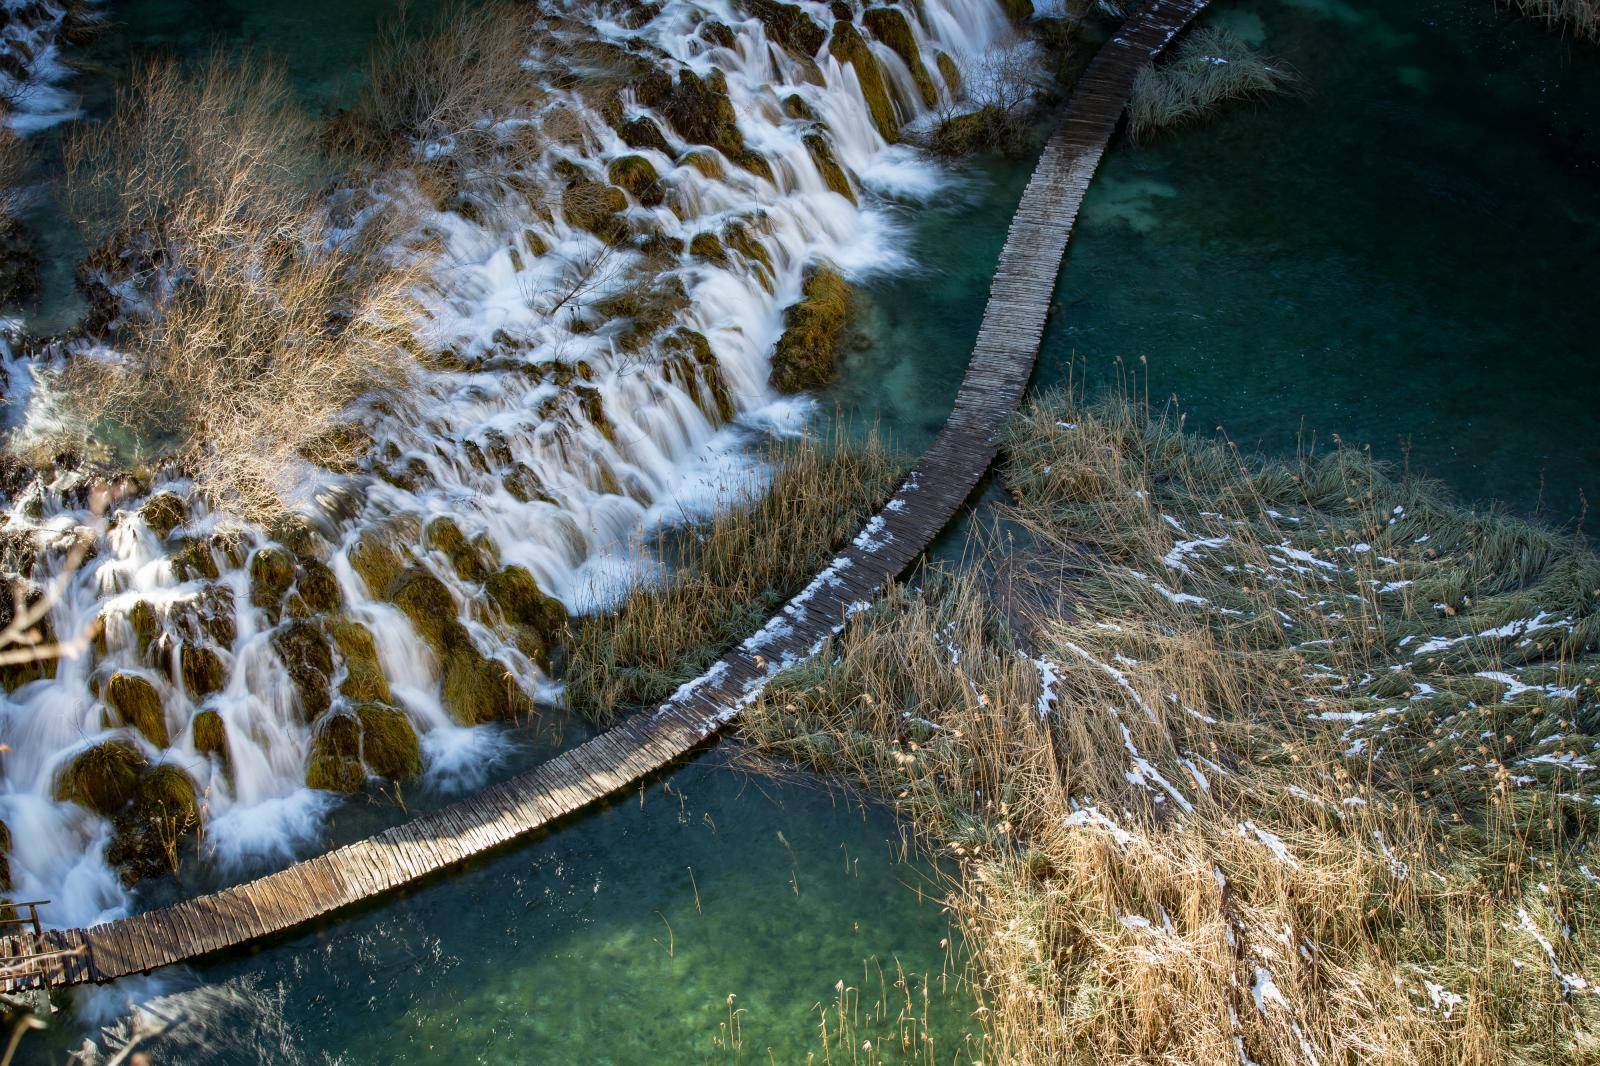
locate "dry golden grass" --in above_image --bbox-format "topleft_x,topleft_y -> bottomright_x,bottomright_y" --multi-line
56,54 -> 425,518
565,428 -> 904,723
742,391 -> 1600,1063
1505,0 -> 1600,42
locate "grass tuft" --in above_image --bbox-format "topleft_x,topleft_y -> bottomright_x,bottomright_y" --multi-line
1126,26 -> 1295,141
742,389 -> 1600,1063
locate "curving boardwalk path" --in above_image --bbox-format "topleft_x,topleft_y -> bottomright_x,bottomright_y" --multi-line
1,0 -> 1208,993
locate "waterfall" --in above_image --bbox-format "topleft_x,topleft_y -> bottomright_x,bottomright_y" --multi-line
0,0 -> 1030,926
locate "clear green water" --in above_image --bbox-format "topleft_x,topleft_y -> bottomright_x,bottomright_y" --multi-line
27,751 -> 975,1064
835,0 -> 1600,528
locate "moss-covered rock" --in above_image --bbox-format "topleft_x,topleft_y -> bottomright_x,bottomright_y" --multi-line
619,115 -> 671,154
782,93 -> 818,121
998,0 -> 1033,24
485,565 -> 568,669
140,492 -> 187,539
748,0 -> 826,56
297,558 -> 343,613
107,764 -> 201,881
931,104 -> 1024,156
639,68 -> 774,181
861,7 -> 937,106
249,545 -> 296,614
54,741 -> 148,816
935,51 -> 961,96
803,131 -> 856,203
770,263 -> 853,392
0,818 -> 10,892
348,527 -> 408,599
328,618 -> 393,704
180,644 -> 226,701
171,536 -> 220,581
354,702 -> 422,779
675,151 -> 721,183
270,619 -> 335,722
424,516 -> 494,584
562,179 -> 629,241
607,154 -> 666,207
390,567 -> 458,650
192,708 -> 228,763
441,643 -> 518,725
829,23 -> 899,142
689,231 -> 729,264
105,671 -> 169,747
307,712 -> 364,792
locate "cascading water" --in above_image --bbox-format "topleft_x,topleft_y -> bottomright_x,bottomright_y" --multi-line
0,0 -> 1030,928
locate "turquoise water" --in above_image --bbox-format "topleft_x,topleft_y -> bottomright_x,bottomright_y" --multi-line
25,751 -> 977,1063
835,0 -> 1600,527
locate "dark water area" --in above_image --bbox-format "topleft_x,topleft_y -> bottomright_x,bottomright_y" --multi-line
24,750 -> 975,1064
836,0 -> 1600,529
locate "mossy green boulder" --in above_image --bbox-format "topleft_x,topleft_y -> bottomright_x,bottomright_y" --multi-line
607,155 -> 666,207
748,0 -> 826,56
638,68 -> 773,181
192,708 -> 228,763
329,618 -> 393,704
348,525 -> 408,599
561,179 -> 628,241
139,492 -> 187,539
106,764 -> 202,880
249,545 -> 296,613
861,7 -> 937,106
55,741 -> 148,816
180,644 -> 226,701
828,23 -> 899,142
354,702 -> 422,779
770,264 -> 853,392
105,671 -> 168,747
297,557 -> 343,613
270,619 -> 335,722
803,131 -> 855,203
485,565 -> 568,669
307,712 -> 364,792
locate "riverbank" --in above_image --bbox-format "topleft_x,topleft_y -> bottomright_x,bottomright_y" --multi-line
742,391 -> 1600,1062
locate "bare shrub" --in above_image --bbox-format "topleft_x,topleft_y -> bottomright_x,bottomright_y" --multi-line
928,38 -> 1044,156
327,2 -> 545,170
58,55 -> 426,519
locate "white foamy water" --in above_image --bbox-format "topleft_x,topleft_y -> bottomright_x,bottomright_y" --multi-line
0,0 -> 1025,926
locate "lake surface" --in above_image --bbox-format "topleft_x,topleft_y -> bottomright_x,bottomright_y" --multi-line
834,0 -> 1600,527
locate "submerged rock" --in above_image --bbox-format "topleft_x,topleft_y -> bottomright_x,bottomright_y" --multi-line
54,741 -> 148,817
104,671 -> 168,747
770,264 -> 853,392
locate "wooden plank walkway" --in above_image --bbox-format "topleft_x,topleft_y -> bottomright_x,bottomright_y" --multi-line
0,0 -> 1208,994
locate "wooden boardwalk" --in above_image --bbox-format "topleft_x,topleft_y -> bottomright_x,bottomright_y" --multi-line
0,0 -> 1208,994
